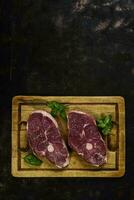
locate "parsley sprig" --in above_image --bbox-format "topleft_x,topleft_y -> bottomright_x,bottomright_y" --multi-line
96,114 -> 113,136
47,101 -> 68,121
23,153 -> 43,166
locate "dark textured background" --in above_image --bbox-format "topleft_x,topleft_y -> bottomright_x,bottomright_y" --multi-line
1,0 -> 134,199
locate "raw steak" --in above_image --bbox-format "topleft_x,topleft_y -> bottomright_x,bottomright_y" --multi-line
27,110 -> 69,168
68,111 -> 107,166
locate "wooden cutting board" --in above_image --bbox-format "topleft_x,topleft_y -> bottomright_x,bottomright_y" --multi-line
12,96 -> 125,177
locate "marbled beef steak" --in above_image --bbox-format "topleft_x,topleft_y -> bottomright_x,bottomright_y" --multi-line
27,110 -> 69,168
68,111 -> 107,166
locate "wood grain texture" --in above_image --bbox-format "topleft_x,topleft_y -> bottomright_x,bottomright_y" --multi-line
12,96 -> 125,177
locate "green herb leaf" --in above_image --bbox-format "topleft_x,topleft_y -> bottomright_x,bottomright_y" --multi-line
60,110 -> 67,121
47,101 -> 68,121
23,153 -> 43,166
96,114 -> 113,136
51,110 -> 58,117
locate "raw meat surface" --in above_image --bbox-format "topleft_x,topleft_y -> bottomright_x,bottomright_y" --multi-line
68,111 -> 107,166
27,110 -> 69,168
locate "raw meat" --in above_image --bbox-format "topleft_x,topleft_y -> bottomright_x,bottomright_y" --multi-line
68,111 -> 107,166
27,110 -> 69,168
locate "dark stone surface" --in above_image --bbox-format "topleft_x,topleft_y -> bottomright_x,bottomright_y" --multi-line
1,0 -> 134,199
